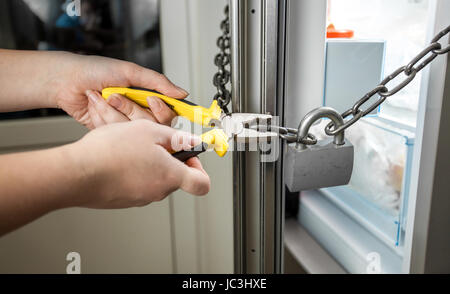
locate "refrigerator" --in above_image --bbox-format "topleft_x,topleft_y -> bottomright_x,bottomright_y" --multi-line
227,0 -> 450,274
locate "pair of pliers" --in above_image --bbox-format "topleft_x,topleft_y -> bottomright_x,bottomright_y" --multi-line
101,87 -> 278,161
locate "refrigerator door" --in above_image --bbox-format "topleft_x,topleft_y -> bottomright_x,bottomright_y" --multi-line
231,0 -> 450,274
280,0 -> 450,274
231,0 -> 286,273
230,0 -> 328,273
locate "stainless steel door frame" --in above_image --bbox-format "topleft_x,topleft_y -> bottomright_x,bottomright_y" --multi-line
405,0 -> 450,273
230,0 -> 287,274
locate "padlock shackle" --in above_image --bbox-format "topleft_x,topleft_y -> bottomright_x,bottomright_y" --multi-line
297,107 -> 345,149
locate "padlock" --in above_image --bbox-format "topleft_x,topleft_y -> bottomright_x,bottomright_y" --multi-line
284,107 -> 354,192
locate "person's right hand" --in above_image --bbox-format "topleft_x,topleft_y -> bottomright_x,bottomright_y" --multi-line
66,119 -> 210,209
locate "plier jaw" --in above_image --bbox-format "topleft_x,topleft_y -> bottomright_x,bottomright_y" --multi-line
212,113 -> 278,144
179,113 -> 278,160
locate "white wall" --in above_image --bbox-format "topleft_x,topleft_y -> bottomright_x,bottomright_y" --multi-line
160,0 -> 234,273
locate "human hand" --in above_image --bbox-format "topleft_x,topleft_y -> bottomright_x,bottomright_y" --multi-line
52,53 -> 187,129
67,119 -> 210,208
84,89 -> 179,129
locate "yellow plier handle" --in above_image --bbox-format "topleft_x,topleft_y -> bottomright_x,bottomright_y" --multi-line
101,87 -> 229,160
172,129 -> 229,161
102,87 -> 222,127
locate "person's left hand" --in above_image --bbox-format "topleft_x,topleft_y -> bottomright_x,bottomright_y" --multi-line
53,53 -> 187,129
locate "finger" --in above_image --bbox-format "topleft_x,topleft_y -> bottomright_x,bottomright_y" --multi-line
107,94 -> 157,122
86,90 -> 129,124
147,96 -> 177,126
153,147 -> 210,196
144,123 -> 200,151
139,124 -> 209,196
185,157 -> 207,174
169,130 -> 203,153
128,64 -> 189,98
179,159 -> 211,196
87,101 -> 106,129
134,121 -> 199,153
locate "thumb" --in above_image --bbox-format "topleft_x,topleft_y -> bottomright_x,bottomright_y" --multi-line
179,157 -> 210,196
128,64 -> 189,99
146,124 -> 210,195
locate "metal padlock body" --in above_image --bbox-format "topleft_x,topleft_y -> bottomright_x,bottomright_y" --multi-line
284,138 -> 354,192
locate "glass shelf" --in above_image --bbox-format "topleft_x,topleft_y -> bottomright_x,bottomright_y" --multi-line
313,117 -> 415,249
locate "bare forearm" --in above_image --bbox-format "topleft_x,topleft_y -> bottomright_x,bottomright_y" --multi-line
0,120 -> 211,236
0,145 -> 85,236
0,49 -> 77,112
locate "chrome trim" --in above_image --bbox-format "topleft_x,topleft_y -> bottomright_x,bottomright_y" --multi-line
230,0 -> 245,274
231,0 -> 286,273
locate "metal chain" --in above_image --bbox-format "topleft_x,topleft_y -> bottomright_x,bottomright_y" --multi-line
318,24 -> 450,139
277,126 -> 318,145
213,5 -> 232,114
217,11 -> 447,143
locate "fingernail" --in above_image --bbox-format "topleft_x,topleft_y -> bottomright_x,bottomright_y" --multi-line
147,96 -> 163,113
176,86 -> 189,96
108,94 -> 122,109
86,90 -> 100,105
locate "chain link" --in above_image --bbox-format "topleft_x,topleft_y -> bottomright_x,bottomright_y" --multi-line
274,126 -> 318,145
213,5 -> 232,114
319,24 -> 450,139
